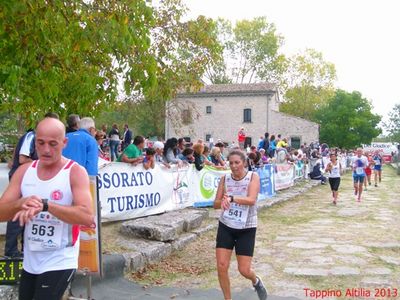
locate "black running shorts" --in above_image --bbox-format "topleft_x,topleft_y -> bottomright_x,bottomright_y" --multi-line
216,221 -> 257,257
19,268 -> 75,300
329,177 -> 341,191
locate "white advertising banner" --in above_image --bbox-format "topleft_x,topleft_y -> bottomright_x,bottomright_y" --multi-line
98,163 -> 280,222
274,164 -> 295,190
98,163 -> 182,222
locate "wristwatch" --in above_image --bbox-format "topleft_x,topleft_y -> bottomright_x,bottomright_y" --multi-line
42,199 -> 49,212
229,195 -> 234,203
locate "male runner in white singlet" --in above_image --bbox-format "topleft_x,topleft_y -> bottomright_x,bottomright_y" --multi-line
0,117 -> 93,300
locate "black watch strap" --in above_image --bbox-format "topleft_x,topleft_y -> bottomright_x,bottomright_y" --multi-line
42,199 -> 49,212
229,195 -> 234,203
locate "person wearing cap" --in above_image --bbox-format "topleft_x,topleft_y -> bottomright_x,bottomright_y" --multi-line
238,127 -> 246,150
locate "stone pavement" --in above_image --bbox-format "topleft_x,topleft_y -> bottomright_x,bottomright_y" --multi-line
252,165 -> 400,298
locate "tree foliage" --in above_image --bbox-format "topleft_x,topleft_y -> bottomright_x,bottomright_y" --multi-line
0,0 -> 222,132
315,90 -> 381,149
280,49 -> 336,121
384,103 -> 400,142
205,17 -> 287,84
0,0 -> 157,127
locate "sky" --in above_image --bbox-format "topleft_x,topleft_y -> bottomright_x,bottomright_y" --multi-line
182,0 -> 400,121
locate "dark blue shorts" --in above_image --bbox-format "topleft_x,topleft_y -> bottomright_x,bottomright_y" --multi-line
353,174 -> 365,183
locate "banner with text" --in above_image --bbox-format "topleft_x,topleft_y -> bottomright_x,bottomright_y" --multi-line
98,163 -> 283,222
274,164 -> 295,190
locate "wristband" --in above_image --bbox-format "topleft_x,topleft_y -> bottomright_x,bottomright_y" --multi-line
41,199 -> 48,212
229,195 -> 234,203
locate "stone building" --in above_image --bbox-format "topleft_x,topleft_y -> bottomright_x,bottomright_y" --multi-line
165,83 -> 319,149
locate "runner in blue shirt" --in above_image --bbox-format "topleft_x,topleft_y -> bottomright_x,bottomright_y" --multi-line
352,148 -> 369,202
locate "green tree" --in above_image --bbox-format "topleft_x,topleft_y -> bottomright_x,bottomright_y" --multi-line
0,0 -> 156,127
384,103 -> 400,142
315,90 -> 381,149
205,17 -> 287,84
95,1 -> 222,137
280,49 -> 336,121
0,0 -> 222,135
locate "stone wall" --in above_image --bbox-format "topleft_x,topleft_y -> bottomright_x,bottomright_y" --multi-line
166,94 -> 278,145
269,110 -> 319,146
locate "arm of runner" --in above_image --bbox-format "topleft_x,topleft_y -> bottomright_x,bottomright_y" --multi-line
325,162 -> 332,173
43,164 -> 93,227
0,163 -> 42,222
214,175 -> 229,210
231,172 -> 260,206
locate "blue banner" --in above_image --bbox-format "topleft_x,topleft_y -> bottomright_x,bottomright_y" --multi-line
257,164 -> 276,200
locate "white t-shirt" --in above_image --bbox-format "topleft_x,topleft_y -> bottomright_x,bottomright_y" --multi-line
352,155 -> 368,175
20,131 -> 35,157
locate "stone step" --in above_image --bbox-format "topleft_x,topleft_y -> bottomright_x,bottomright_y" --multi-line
119,220 -> 216,272
120,208 -> 208,242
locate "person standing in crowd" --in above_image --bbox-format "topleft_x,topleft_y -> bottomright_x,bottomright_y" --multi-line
213,150 -> 267,300
4,128 -> 37,258
193,143 -> 205,171
95,131 -> 110,161
238,127 -> 246,150
152,141 -> 170,168
62,117 -> 98,176
210,147 -> 226,169
122,124 -> 133,152
65,114 -> 80,133
108,123 -> 120,161
261,132 -> 270,153
325,153 -> 342,205
118,135 -> 145,165
143,148 -> 156,170
176,148 -> 194,164
163,138 -> 183,166
352,148 -> 369,202
0,117 -> 93,300
372,150 -> 383,187
268,135 -> 276,158
276,137 -> 288,149
177,138 -> 186,155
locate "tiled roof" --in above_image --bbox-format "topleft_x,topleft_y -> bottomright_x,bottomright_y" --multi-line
177,83 -> 276,98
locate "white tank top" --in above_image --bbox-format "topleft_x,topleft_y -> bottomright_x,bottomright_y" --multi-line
219,171 -> 257,229
328,161 -> 341,178
21,160 -> 80,274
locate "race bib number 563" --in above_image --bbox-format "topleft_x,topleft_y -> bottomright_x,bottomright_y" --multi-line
26,212 -> 63,251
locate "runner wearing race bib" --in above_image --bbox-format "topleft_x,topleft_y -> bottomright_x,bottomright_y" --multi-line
0,118 -> 93,300
213,150 -> 267,300
372,150 -> 383,187
325,152 -> 342,205
352,148 -> 369,202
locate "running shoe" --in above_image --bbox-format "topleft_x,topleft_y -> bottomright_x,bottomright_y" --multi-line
253,276 -> 268,300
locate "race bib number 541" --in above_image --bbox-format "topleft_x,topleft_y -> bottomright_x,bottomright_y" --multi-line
222,203 -> 249,229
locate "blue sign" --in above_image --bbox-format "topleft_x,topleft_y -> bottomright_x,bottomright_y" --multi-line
257,164 -> 276,200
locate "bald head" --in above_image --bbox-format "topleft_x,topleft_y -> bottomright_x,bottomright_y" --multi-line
36,117 -> 66,139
